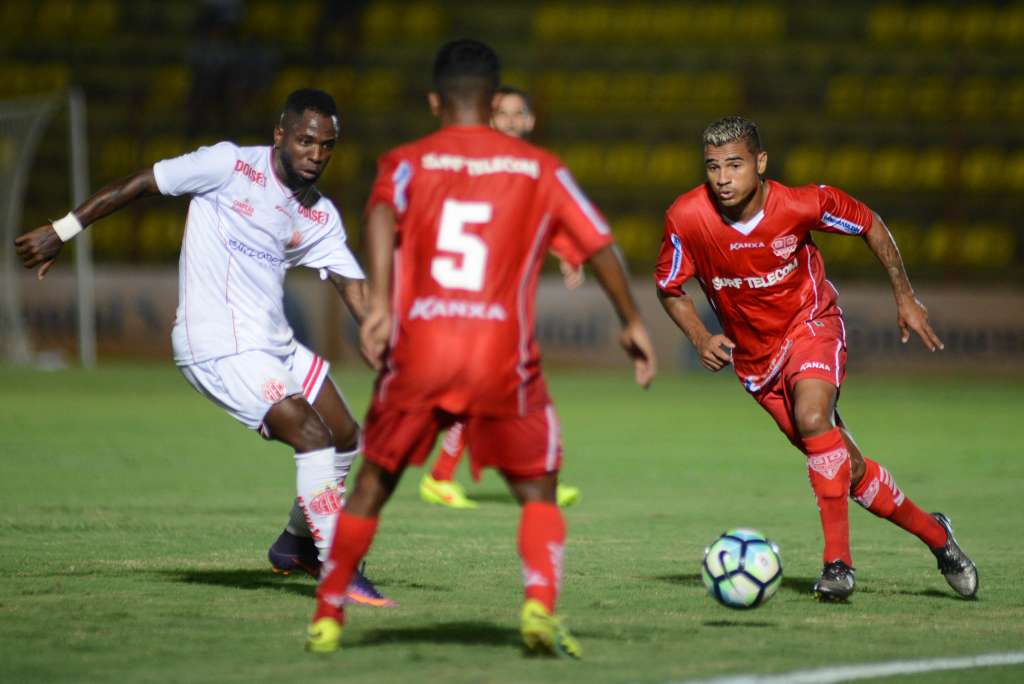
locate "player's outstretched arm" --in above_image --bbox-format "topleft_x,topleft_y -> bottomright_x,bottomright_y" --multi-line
14,169 -> 160,279
656,290 -> 735,372
587,245 -> 656,388
359,202 -> 397,370
863,213 -> 944,352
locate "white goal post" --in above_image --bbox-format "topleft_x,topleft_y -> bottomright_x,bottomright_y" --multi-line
0,89 -> 95,368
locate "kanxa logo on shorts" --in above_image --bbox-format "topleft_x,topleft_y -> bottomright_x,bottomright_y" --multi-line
262,379 -> 287,403
771,234 -> 799,259
807,447 -> 849,480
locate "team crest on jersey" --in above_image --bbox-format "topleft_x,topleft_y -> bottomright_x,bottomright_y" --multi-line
262,379 -> 287,403
807,447 -> 849,480
771,234 -> 799,259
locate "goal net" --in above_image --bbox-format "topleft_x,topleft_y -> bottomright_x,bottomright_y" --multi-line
0,92 -> 94,366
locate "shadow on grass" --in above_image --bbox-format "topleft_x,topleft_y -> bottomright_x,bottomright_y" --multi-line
463,491 -> 517,505
162,569 -> 315,598
703,620 -> 774,628
651,573 -> 820,596
353,620 -> 519,648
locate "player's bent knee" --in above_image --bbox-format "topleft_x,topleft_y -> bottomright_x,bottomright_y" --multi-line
795,409 -> 833,439
334,424 -> 360,453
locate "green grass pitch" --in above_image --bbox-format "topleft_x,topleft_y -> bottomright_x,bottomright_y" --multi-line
1,365 -> 1022,683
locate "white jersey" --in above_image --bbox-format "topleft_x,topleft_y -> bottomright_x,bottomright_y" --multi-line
153,142 -> 364,365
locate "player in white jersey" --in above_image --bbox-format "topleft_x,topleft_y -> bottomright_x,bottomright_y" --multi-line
15,89 -> 394,606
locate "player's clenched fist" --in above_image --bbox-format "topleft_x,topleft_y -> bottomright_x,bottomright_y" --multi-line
697,334 -> 735,372
14,224 -> 63,279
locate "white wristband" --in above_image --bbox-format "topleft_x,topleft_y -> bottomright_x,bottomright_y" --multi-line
52,212 -> 84,242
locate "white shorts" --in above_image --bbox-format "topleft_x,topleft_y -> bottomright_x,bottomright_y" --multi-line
178,343 -> 330,437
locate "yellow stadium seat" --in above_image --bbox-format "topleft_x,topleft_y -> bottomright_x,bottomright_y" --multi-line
271,68 -> 313,113
1006,151 -> 1024,192
90,212 -> 134,261
868,75 -> 908,118
603,144 -> 647,185
558,144 -> 603,185
825,75 -> 866,117
78,0 -> 118,38
886,222 -> 924,268
866,5 -> 906,43
0,63 -> 69,97
612,215 -> 661,262
826,145 -> 871,189
1004,80 -> 1024,120
0,2 -> 33,41
957,6 -> 997,46
146,66 -> 192,113
358,69 -> 401,112
654,73 -> 693,114
361,2 -> 399,47
908,5 -> 951,44
35,0 -> 75,39
922,222 -> 957,266
139,210 -> 184,261
960,147 -> 1003,191
871,146 -> 913,189
316,68 -> 356,109
98,138 -> 140,183
646,145 -> 696,187
573,5 -> 613,43
783,145 -> 827,186
959,77 -> 998,120
996,6 -> 1024,46
910,76 -> 950,120
142,137 -> 186,166
916,148 -> 950,190
533,4 -> 572,43
960,224 -> 1014,268
695,73 -> 741,114
402,2 -> 443,41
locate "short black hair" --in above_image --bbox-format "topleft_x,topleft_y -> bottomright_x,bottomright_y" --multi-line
496,85 -> 532,112
281,88 -> 338,121
432,39 -> 500,104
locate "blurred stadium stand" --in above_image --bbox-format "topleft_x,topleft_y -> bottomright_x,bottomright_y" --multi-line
3,0 -> 1022,280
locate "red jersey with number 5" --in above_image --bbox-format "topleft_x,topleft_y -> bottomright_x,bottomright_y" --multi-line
655,181 -> 874,392
367,125 -> 613,416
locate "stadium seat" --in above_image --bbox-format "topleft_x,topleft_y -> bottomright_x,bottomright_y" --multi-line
357,69 -> 401,112
826,146 -> 871,190
612,215 -> 661,261
0,63 -> 69,98
960,224 -> 1015,268
315,68 -> 356,109
34,0 -> 76,39
783,146 -> 827,187
557,144 -> 603,185
243,0 -> 320,42
603,144 -> 647,185
1004,80 -> 1024,120
89,211 -> 135,261
146,66 -> 192,113
271,68 -> 314,114
825,74 -> 865,117
866,4 -> 907,43
871,146 -> 914,189
916,148 -> 950,191
98,138 -> 140,183
1006,151 -> 1024,192
142,137 -> 187,166
77,0 -> 118,38
959,147 -> 1003,191
959,77 -> 998,121
911,76 -> 950,120
139,210 -> 185,261
922,222 -> 957,266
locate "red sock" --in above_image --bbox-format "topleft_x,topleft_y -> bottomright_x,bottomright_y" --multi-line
851,457 -> 946,549
803,428 -> 852,566
313,510 -> 378,623
518,501 -> 565,612
431,422 -> 466,482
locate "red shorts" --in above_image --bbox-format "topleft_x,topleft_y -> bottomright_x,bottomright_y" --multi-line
749,317 -> 847,449
362,401 -> 563,480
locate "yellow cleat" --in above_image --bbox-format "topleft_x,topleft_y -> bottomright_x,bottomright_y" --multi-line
519,599 -> 582,659
305,617 -> 343,653
556,484 -> 581,508
420,474 -> 478,509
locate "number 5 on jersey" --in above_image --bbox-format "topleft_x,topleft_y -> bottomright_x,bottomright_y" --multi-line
432,199 -> 492,291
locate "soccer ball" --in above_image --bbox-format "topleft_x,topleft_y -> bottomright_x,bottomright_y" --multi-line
701,528 -> 782,609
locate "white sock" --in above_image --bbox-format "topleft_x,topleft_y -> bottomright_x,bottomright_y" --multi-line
334,446 -> 358,489
294,447 -> 342,561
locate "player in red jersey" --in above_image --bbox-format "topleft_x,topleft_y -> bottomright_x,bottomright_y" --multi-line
306,39 -> 656,656
421,84 -> 583,510
656,116 -> 977,601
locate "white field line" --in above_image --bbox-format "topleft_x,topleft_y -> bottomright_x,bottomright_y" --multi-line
670,651 -> 1024,684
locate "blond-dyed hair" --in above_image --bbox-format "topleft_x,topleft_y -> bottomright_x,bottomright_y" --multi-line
702,116 -> 762,152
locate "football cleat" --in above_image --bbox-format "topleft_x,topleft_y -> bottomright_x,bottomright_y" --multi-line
520,599 -> 582,659
556,484 -> 581,508
930,512 -> 978,599
420,473 -> 479,509
813,559 -> 855,601
345,564 -> 397,608
305,617 -> 342,653
268,530 -> 320,578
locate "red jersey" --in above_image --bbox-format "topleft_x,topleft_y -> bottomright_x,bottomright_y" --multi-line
655,180 -> 874,392
368,125 -> 614,416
